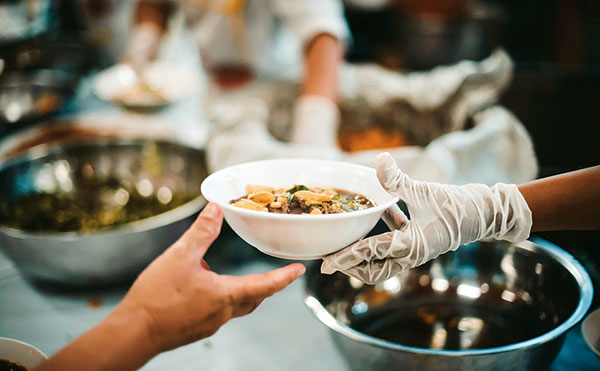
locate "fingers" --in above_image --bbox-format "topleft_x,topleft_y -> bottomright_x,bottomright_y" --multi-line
382,203 -> 409,231
321,228 -> 419,278
321,238 -> 377,274
375,152 -> 398,189
322,231 -> 398,274
225,264 -> 305,306
176,202 -> 223,257
342,258 -> 408,285
375,152 -> 415,204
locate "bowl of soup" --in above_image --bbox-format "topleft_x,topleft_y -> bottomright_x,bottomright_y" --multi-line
0,337 -> 47,371
201,159 -> 398,259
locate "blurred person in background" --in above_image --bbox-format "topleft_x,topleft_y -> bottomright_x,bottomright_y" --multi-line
121,0 -> 350,147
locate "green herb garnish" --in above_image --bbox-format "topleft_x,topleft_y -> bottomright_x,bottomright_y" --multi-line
286,185 -> 309,194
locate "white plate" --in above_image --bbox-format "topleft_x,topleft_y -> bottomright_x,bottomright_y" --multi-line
93,62 -> 200,110
201,159 -> 398,259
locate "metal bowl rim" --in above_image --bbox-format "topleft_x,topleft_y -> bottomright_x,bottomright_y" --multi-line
0,138 -> 207,238
304,237 -> 594,356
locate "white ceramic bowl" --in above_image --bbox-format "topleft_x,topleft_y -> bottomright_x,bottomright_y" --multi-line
93,62 -> 199,109
201,159 -> 398,259
0,337 -> 47,369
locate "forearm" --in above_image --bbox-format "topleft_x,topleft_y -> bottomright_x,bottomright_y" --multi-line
302,33 -> 342,102
124,1 -> 172,67
135,0 -> 171,32
35,305 -> 156,371
518,166 -> 600,232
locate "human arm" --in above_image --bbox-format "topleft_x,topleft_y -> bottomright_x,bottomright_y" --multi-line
290,33 -> 344,147
302,33 -> 343,103
122,1 -> 174,72
272,0 -> 348,146
322,152 -> 600,284
35,203 -> 305,371
519,166 -> 600,232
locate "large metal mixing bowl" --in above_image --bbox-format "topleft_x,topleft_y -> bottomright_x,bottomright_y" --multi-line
0,139 -> 207,286
305,239 -> 593,370
0,70 -> 79,129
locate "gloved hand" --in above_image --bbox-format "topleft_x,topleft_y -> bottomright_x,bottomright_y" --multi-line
122,24 -> 163,75
321,152 -> 533,284
290,95 -> 340,147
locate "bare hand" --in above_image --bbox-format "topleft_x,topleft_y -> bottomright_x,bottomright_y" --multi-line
114,202 -> 305,353
35,203 -> 304,371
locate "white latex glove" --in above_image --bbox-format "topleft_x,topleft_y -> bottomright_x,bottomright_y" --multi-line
290,95 -> 340,147
321,152 -> 533,284
123,24 -> 163,74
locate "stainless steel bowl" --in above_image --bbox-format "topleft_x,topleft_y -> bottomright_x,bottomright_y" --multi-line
0,70 -> 79,128
0,139 -> 207,286
305,239 -> 593,370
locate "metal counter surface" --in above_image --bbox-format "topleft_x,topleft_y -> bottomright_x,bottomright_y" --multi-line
1,242 -> 599,370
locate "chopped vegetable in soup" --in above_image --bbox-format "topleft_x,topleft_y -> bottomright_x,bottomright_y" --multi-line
231,185 -> 375,214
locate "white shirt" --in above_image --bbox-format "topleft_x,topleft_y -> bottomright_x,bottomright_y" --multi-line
159,0 -> 349,81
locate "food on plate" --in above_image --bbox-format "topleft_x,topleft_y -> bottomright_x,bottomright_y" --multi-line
0,359 -> 28,371
231,184 -> 375,214
0,176 -> 194,233
111,81 -> 167,106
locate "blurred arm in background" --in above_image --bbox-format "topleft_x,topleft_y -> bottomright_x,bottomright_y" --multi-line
274,0 -> 349,147
122,0 -> 175,72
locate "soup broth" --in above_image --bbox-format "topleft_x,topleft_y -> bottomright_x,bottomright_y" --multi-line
231,184 -> 375,215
